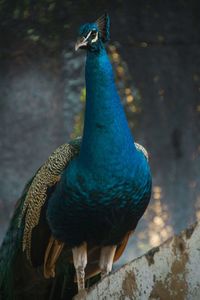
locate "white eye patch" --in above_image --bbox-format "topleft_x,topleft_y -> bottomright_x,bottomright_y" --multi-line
91,32 -> 98,43
84,31 -> 92,41
84,30 -> 98,44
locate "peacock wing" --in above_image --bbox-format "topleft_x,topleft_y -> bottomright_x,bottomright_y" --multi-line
18,137 -> 81,263
0,138 -> 82,300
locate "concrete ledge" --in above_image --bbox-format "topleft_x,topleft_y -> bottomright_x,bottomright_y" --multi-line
86,222 -> 200,299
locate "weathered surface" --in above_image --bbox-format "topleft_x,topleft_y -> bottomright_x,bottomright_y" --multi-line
86,222 -> 200,299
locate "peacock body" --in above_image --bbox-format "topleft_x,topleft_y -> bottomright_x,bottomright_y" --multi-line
0,13 -> 151,300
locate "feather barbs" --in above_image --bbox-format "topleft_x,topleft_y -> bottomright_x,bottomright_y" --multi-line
95,13 -> 110,42
18,142 -> 79,262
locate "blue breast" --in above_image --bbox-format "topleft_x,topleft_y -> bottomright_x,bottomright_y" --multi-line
47,150 -> 151,247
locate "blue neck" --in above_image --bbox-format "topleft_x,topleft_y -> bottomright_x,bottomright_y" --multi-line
78,48 -> 136,173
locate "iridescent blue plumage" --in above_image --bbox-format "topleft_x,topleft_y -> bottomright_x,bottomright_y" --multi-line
47,14 -> 152,248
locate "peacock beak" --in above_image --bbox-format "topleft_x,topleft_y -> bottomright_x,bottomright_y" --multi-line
75,37 -> 88,51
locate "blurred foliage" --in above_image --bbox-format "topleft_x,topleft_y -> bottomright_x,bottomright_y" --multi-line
0,0 -> 75,46
0,0 -> 116,47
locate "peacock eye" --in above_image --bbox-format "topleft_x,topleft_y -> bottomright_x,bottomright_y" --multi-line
91,30 -> 97,38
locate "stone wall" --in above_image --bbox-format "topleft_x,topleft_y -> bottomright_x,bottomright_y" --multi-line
86,222 -> 200,299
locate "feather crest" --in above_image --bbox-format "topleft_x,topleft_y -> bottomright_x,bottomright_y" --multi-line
95,12 -> 110,42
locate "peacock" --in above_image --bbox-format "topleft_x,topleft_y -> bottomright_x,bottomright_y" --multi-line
0,13 -> 152,300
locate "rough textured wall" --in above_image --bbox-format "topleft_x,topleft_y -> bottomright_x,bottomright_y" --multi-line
86,221 -> 200,300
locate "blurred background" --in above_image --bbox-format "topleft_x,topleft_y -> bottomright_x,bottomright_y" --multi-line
0,0 -> 200,266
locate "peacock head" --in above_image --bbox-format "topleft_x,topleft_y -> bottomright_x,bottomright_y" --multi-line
75,13 -> 110,52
